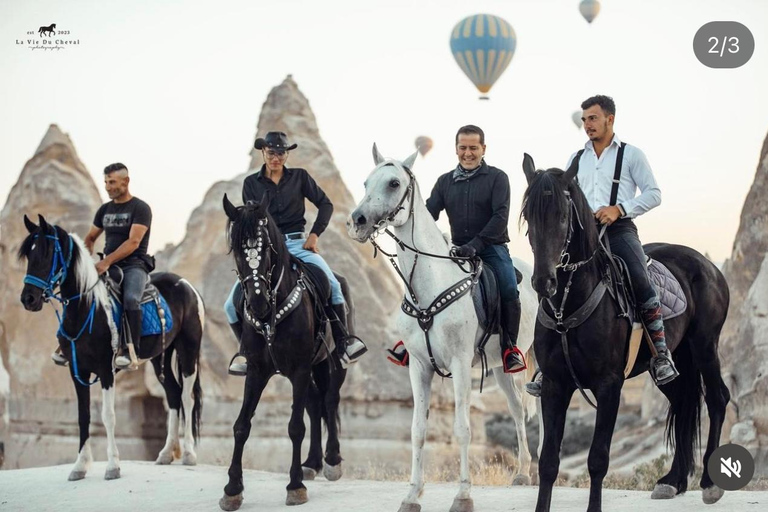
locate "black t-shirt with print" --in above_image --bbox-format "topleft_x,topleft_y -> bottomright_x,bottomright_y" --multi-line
93,197 -> 153,270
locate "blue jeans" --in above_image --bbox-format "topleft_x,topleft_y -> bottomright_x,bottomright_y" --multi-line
478,244 -> 519,302
223,234 -> 344,324
122,266 -> 148,311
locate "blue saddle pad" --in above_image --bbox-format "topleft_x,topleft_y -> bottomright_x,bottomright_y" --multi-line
111,293 -> 173,336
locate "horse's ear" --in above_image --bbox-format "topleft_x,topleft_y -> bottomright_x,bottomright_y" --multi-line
402,151 -> 418,171
24,214 -> 38,234
259,191 -> 271,209
372,143 -> 385,166
38,214 -> 49,231
563,156 -> 580,183
523,153 -> 537,184
223,194 -> 238,221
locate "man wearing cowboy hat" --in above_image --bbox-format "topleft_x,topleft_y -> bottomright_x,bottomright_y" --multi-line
223,131 -> 367,375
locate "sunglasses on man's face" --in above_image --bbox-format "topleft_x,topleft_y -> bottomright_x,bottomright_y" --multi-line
264,150 -> 288,160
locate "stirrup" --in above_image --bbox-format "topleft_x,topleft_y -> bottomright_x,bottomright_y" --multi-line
228,353 -> 248,376
503,346 -> 527,374
650,352 -> 679,386
51,349 -> 69,367
340,336 -> 368,369
525,369 -> 543,397
115,343 -> 139,371
386,340 -> 409,367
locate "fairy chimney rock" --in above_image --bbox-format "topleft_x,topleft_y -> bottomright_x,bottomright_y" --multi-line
157,76 -> 409,403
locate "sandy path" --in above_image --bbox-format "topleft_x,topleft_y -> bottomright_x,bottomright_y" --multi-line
0,461 -> 765,511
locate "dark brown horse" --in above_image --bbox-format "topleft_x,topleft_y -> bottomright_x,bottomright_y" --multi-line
521,156 -> 730,512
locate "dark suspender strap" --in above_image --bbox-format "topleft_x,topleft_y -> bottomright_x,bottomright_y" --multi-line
609,142 -> 627,207
574,149 -> 585,184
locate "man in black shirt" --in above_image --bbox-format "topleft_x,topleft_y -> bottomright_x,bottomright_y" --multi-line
425,125 -> 525,373
224,132 -> 367,375
52,162 -> 152,370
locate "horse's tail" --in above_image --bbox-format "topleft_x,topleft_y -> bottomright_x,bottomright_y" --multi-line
175,352 -> 203,444
179,277 -> 205,444
664,339 -> 702,477
521,348 -> 538,422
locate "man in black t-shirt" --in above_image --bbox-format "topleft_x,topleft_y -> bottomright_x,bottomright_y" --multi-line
52,162 -> 153,370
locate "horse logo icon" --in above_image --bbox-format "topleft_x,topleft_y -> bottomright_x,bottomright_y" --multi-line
38,23 -> 56,37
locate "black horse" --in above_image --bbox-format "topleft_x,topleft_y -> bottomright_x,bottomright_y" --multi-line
38,23 -> 56,37
520,156 -> 730,512
19,214 -> 204,480
220,194 -> 347,511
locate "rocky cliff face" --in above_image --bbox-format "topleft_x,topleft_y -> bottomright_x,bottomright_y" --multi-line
719,130 -> 768,475
0,125 -> 161,469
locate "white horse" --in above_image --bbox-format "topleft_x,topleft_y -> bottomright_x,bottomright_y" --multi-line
347,145 -> 539,512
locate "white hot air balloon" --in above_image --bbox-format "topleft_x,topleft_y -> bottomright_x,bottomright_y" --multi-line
579,0 -> 601,24
572,111 -> 583,129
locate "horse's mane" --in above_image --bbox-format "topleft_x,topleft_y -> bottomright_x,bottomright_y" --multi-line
18,225 -> 109,308
521,168 -> 599,258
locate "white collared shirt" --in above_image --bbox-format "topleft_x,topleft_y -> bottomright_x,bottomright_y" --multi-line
566,134 -> 661,218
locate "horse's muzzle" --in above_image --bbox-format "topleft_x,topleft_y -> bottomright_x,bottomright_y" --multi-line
20,290 -> 44,311
346,211 -> 372,242
533,275 -> 557,299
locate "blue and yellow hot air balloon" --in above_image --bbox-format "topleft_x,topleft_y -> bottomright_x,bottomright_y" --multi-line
450,14 -> 516,100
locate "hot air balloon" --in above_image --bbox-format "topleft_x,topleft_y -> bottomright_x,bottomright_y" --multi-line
572,111 -> 583,129
415,136 -> 433,156
450,14 -> 516,100
579,0 -> 601,24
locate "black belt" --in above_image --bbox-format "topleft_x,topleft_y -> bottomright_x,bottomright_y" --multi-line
285,232 -> 305,240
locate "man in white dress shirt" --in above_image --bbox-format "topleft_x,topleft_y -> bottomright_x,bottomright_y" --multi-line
526,95 -> 678,396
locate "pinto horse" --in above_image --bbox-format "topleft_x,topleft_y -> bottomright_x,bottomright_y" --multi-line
18,215 -> 204,481
520,155 -> 731,512
219,194 -> 347,510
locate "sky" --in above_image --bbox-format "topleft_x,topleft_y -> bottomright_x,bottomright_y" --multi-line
1,0 -> 767,264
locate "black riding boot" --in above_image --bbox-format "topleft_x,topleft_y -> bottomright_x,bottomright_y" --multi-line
116,309 -> 141,370
330,303 -> 367,367
227,321 -> 247,376
500,299 -> 526,373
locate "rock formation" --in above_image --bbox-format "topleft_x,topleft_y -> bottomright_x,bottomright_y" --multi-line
0,125 -> 160,469
720,130 -> 768,476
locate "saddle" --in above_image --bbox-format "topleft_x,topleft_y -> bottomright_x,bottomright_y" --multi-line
471,265 -> 523,333
233,258 -> 340,365
607,253 -> 687,377
608,254 -> 688,324
105,267 -> 173,348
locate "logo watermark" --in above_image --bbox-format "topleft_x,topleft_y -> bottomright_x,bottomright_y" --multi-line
14,23 -> 80,51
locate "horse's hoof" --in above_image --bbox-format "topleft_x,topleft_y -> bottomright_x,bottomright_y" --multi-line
286,488 -> 308,506
702,485 -> 725,504
68,471 -> 86,481
155,452 -> 174,465
397,503 -> 421,512
302,467 -> 317,480
323,462 -> 343,481
651,483 -> 677,499
104,467 -> 121,480
449,497 -> 474,512
512,474 -> 531,486
182,452 -> 197,466
219,493 -> 243,511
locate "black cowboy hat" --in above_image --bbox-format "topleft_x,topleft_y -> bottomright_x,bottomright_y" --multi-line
254,132 -> 298,153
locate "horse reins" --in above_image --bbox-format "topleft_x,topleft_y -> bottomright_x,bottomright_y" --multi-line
367,164 -> 482,379
24,230 -> 100,387
235,217 -> 307,375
